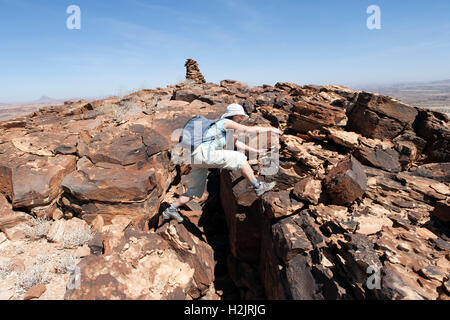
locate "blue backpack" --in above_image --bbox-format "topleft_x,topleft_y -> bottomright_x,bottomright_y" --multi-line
180,116 -> 224,150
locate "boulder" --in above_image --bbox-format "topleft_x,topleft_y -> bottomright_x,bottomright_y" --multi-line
433,200 -> 449,223
354,147 -> 401,173
412,163 -> 450,183
65,224 -> 215,300
220,170 -> 263,263
293,177 -> 322,204
288,101 -> 348,134
262,190 -> 304,219
324,156 -> 367,205
46,218 -> 91,245
24,284 -> 47,300
0,143 -> 77,209
347,92 -> 418,139
414,109 -> 450,162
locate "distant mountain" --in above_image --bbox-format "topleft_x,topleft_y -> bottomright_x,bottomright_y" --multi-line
36,96 -> 54,102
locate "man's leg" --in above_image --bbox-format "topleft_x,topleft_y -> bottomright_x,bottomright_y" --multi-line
240,160 -> 276,196
172,195 -> 192,209
200,146 -> 276,197
163,167 -> 208,223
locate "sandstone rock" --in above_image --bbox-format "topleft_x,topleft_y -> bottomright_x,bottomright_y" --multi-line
416,227 -> 438,240
432,200 -> 449,223
347,92 -> 418,140
52,208 -> 63,221
47,218 -> 90,245
90,215 -> 104,233
310,204 -> 357,233
173,89 -> 202,103
65,225 -> 215,300
61,158 -> 157,203
380,262 -> 439,300
75,244 -> 91,258
24,284 -> 46,300
227,255 -> 265,299
0,194 -> 30,231
220,170 -> 262,263
412,163 -> 450,183
0,148 -> 77,209
397,172 -> 449,200
293,177 -> 322,204
354,146 -> 401,173
325,127 -> 360,149
0,232 -> 6,244
289,100 -> 348,134
414,109 -> 450,162
262,190 -> 304,219
324,156 -> 367,205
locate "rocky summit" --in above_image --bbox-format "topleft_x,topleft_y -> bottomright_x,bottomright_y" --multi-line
0,63 -> 449,300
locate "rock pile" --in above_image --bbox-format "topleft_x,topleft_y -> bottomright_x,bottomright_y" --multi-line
0,70 -> 449,300
185,58 -> 206,84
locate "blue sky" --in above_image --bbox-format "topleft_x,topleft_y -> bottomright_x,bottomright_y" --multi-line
1,0 -> 450,102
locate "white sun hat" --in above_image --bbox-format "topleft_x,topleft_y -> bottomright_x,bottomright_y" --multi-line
221,103 -> 249,119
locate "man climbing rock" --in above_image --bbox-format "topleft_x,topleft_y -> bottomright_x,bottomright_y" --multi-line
163,103 -> 282,223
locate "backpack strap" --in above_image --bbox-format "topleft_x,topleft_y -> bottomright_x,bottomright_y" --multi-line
201,119 -> 224,143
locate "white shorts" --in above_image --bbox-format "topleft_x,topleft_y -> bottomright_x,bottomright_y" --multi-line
182,144 -> 248,199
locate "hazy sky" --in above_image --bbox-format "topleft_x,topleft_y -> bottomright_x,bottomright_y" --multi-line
1,0 -> 450,102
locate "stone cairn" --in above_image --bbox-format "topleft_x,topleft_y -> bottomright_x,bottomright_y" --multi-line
185,58 -> 206,84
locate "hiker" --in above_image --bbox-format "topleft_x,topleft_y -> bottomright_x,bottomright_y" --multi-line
163,103 -> 282,223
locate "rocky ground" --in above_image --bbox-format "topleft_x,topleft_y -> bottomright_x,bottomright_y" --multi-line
0,75 -> 449,300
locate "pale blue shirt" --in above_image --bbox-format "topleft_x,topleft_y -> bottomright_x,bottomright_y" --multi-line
201,119 -> 232,149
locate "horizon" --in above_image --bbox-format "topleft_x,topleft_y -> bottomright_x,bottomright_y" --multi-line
3,78 -> 450,106
1,0 -> 450,102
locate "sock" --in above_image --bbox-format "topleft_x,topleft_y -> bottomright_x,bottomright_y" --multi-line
169,203 -> 178,210
250,179 -> 261,189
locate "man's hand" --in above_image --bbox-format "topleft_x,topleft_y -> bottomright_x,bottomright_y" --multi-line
271,128 -> 283,135
257,149 -> 268,156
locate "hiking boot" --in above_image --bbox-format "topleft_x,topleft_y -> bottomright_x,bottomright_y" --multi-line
162,207 -> 184,223
254,181 -> 277,197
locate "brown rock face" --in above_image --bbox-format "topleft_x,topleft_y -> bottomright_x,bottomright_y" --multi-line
220,170 -> 262,263
24,284 -> 47,300
293,177 -> 322,204
433,199 -> 449,223
185,59 -> 206,84
0,144 -> 77,209
1,71 -> 449,301
353,146 -> 401,173
324,156 -> 367,205
289,101 -> 348,134
347,92 -> 418,140
414,109 -> 450,162
65,225 -> 215,300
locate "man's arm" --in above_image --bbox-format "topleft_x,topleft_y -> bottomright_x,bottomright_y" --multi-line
223,121 -> 282,135
235,140 -> 266,155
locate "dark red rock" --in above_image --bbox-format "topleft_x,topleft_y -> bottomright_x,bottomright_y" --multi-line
353,147 -> 401,173
288,101 -> 348,134
324,156 -> 367,205
347,92 -> 418,139
432,199 -> 449,223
